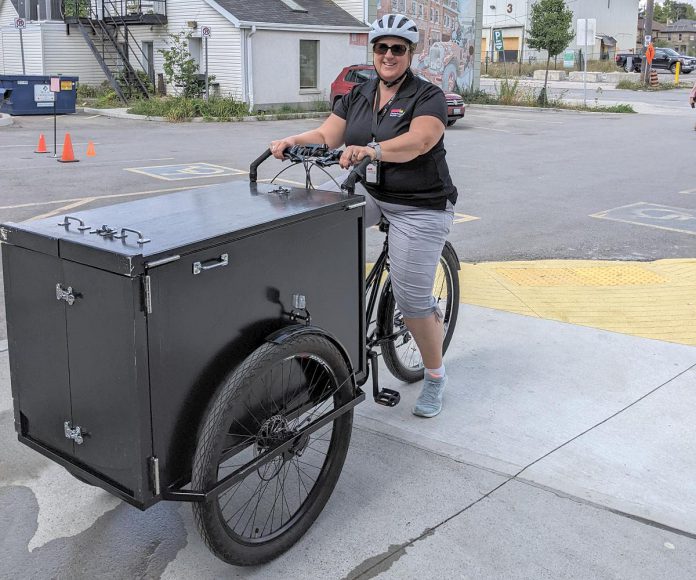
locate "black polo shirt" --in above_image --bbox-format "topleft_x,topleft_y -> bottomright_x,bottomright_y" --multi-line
333,70 -> 458,209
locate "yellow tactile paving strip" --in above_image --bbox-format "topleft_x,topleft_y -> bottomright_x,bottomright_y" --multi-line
460,259 -> 696,346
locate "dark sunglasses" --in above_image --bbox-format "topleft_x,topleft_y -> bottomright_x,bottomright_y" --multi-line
373,42 -> 409,56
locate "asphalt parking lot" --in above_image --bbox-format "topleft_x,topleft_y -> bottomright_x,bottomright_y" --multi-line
2,101 -> 695,261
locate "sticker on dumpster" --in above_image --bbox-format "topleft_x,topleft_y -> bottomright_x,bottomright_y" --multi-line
591,202 -> 696,235
60,80 -> 73,91
34,84 -> 55,106
126,162 -> 245,181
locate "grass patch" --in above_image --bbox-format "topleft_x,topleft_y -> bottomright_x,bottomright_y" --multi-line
77,81 -> 123,108
462,79 -> 634,113
562,103 -> 636,113
127,96 -> 248,121
615,79 -> 692,90
483,59 -> 617,78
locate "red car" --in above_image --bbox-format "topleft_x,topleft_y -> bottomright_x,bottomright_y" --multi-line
329,64 -> 465,127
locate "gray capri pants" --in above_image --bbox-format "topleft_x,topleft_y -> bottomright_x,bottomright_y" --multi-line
322,178 -> 454,319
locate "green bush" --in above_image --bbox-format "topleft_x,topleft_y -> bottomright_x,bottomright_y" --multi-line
95,90 -> 122,108
616,79 -> 690,91
127,96 -> 248,121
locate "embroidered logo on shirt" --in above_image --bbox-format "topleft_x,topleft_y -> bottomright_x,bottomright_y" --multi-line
389,108 -> 405,117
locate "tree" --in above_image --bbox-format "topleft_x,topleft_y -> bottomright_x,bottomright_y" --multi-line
526,0 -> 575,105
652,3 -> 667,23
158,31 -> 204,98
662,0 -> 696,22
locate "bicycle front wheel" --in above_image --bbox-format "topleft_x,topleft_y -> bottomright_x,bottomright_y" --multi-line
191,334 -> 354,566
378,241 -> 460,383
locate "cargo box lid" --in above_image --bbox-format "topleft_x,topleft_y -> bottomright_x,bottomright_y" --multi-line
1,182 -> 362,276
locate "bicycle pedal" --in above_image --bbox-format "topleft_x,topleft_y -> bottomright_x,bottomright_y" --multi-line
374,388 -> 400,407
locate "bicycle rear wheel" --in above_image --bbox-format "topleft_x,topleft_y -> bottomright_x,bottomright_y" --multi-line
378,241 -> 460,383
191,334 -> 354,565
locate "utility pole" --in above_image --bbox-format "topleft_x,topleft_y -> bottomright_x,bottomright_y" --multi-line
643,0 -> 654,85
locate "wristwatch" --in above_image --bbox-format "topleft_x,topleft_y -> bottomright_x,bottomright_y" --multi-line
367,141 -> 382,161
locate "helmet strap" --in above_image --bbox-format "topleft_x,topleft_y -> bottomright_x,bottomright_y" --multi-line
376,67 -> 412,88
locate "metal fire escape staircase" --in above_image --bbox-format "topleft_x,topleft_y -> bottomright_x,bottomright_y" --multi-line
62,0 -> 167,103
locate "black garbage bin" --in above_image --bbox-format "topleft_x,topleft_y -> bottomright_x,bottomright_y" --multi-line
0,75 -> 78,115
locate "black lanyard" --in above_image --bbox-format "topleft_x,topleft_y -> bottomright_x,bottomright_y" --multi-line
371,85 -> 397,141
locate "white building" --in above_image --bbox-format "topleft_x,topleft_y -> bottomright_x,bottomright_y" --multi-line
482,0 -> 638,64
0,0 -> 485,109
0,0 -> 370,108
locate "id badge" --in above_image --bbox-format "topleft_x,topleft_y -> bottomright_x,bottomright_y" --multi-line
364,161 -> 381,186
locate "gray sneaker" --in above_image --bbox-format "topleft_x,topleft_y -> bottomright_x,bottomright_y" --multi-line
412,375 -> 446,418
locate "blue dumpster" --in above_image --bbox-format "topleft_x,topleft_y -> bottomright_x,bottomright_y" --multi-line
0,75 -> 78,115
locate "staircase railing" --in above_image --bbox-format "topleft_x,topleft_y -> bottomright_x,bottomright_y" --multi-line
62,0 -> 153,101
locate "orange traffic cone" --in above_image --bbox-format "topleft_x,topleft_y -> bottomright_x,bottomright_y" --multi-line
57,132 -> 79,163
86,140 -> 96,157
35,133 -> 48,154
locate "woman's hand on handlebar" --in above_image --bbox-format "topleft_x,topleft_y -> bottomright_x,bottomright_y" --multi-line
339,145 -> 376,170
269,137 -> 297,160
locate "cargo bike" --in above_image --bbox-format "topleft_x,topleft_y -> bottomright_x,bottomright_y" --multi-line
1,147 -> 459,565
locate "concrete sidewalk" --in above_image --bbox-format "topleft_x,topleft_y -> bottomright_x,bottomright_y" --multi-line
1,260 -> 695,578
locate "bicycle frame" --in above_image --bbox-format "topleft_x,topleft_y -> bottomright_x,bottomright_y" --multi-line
250,147 -> 404,406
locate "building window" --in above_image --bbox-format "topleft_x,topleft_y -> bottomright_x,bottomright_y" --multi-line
679,33 -> 683,40
300,40 -> 318,89
350,33 -> 367,46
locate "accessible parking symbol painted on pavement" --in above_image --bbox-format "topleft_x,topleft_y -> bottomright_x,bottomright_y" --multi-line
591,202 -> 696,235
126,162 -> 245,181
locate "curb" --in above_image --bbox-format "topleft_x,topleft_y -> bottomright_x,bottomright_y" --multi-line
0,113 -> 13,127
465,103 -> 633,115
81,107 -> 331,123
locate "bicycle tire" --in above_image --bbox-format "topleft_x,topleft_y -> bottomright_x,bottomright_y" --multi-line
377,241 -> 460,383
191,334 -> 353,566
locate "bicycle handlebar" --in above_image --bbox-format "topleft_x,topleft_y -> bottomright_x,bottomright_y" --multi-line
249,145 -> 370,195
249,149 -> 272,183
340,156 -> 371,196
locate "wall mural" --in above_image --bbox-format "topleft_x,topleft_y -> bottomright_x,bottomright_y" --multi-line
377,0 -> 476,92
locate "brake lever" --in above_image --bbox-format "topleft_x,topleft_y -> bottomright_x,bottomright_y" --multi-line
315,149 -> 343,167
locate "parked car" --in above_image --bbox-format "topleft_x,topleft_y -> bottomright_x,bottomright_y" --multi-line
676,51 -> 696,73
329,64 -> 465,127
614,48 -> 693,73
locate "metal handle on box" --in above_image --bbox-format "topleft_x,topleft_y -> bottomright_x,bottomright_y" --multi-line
193,253 -> 229,275
57,216 -> 90,231
116,227 -> 151,245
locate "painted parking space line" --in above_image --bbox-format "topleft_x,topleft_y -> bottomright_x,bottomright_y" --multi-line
0,156 -> 176,172
454,212 -> 479,224
126,162 -> 245,181
28,198 -> 96,221
0,141 -> 100,149
591,202 -> 696,235
679,187 -> 696,194
0,184 -> 214,212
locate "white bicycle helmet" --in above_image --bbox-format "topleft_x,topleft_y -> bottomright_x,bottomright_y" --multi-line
368,13 -> 419,45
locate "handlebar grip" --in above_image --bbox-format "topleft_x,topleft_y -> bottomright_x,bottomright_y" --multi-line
249,149 -> 273,183
341,156 -> 373,195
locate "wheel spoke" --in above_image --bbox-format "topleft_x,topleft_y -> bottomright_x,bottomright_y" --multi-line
202,351 -> 348,543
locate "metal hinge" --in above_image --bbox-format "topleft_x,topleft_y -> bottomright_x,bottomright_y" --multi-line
149,456 -> 161,495
64,421 -> 84,445
143,275 -> 152,314
56,283 -> 75,305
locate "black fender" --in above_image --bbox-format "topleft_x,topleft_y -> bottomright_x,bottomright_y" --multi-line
265,324 -> 357,380
444,240 -> 461,269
